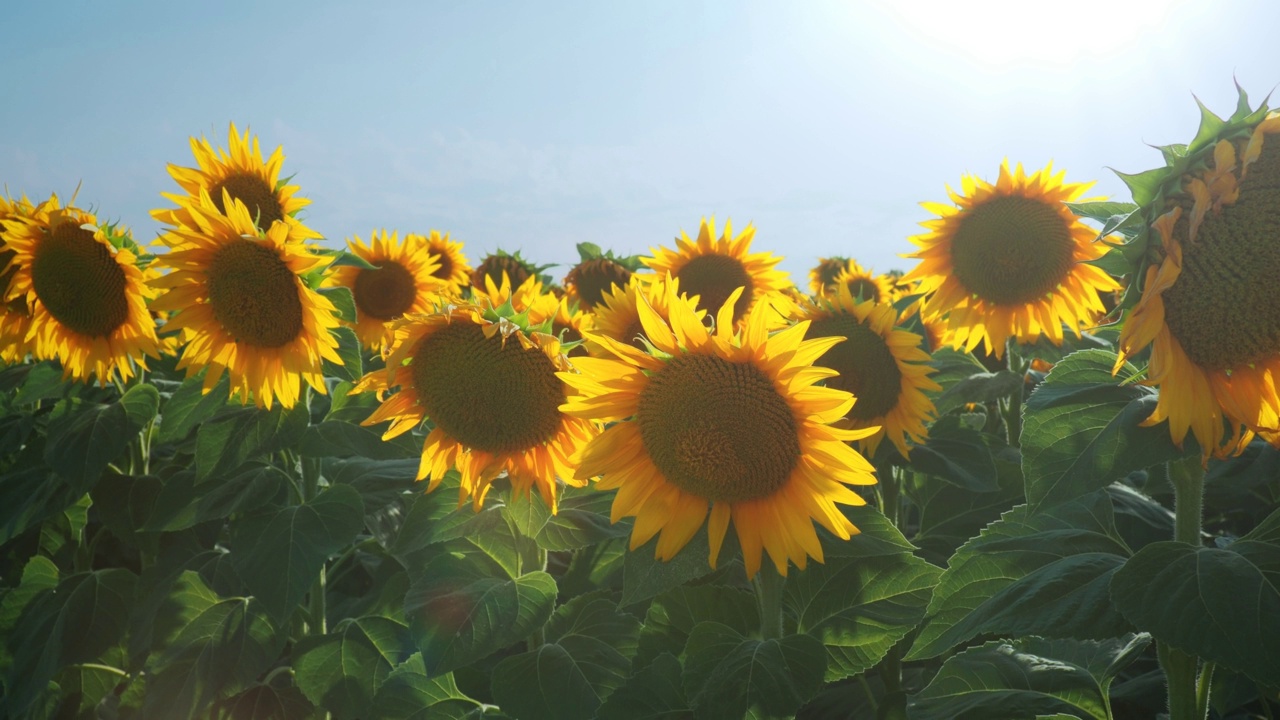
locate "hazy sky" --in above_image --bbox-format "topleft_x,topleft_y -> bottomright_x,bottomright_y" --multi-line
2,0 -> 1277,283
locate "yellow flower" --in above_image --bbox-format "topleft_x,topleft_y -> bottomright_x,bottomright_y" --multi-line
561,283 -> 879,578
0,193 -> 39,364
328,230 -> 448,350
825,261 -> 897,305
355,303 -> 598,512
153,122 -> 318,242
903,161 -> 1119,358
1,194 -> 159,382
799,287 -> 940,457
586,275 -> 704,356
808,257 -> 851,296
1115,102 -> 1280,456
642,217 -> 791,327
417,230 -> 472,290
151,191 -> 342,409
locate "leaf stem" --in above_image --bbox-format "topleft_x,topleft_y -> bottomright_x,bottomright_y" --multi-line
1195,661 -> 1214,720
1162,455 -> 1207,720
752,562 -> 786,641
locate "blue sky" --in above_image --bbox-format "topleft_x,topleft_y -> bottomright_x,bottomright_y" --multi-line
2,0 -> 1277,283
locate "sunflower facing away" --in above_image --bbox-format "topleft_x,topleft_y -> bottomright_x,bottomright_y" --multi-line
0,193 -> 38,363
808,256 -> 851,296
586,275 -> 704,356
561,282 -> 879,578
328,230 -> 447,349
902,161 -> 1120,359
643,217 -> 792,328
800,287 -> 940,457
417,230 -> 472,289
563,245 -> 641,310
1114,96 -> 1280,456
152,122 -> 318,242
151,191 -> 342,409
471,249 -> 546,291
355,302 -> 598,512
1,194 -> 159,382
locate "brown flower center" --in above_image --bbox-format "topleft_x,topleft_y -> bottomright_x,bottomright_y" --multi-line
814,257 -> 847,291
949,195 -> 1076,305
30,224 -> 129,337
430,248 -> 455,282
1162,139 -> 1280,370
845,277 -> 882,303
566,258 -> 632,310
210,172 -> 285,229
412,322 -> 563,454
808,314 -> 903,420
637,353 -> 799,503
353,260 -> 418,321
206,240 -> 304,348
675,254 -> 753,324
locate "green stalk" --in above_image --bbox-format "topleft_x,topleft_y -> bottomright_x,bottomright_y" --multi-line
1004,339 -> 1024,448
527,547 -> 549,651
1161,456 -> 1207,720
753,562 -> 786,641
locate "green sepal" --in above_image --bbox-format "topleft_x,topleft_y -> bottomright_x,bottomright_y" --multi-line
575,242 -> 646,272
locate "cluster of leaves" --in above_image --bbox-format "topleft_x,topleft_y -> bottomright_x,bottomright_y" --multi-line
2,324 -> 1280,719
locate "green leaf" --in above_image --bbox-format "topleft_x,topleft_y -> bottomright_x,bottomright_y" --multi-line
325,457 -> 418,514
828,504 -> 919,558
39,492 -> 91,562
43,383 -> 159,493
907,491 -> 1132,661
1063,201 -> 1139,224
215,683 -> 313,720
908,416 -> 1000,492
293,616 -> 414,720
323,326 -> 362,382
300,419 -> 417,460
1188,94 -> 1229,153
92,471 -> 164,542
1112,166 -> 1168,206
504,487 -> 630,552
0,556 -> 59,677
621,526 -> 719,606
158,373 -> 230,444
142,572 -> 284,719
933,369 -> 1023,415
788,552 -> 941,681
14,362 -> 71,404
405,571 -> 558,676
4,569 -> 137,717
491,594 -> 643,719
598,653 -> 692,720
387,481 -> 503,558
1022,349 -> 1187,512
196,401 -> 310,481
328,251 -> 380,270
1111,511 -> 1280,686
635,585 -> 758,669
319,286 -> 359,323
371,653 -> 485,720
908,634 -> 1150,720
228,484 -> 365,623
681,622 -> 826,720
1106,483 -> 1174,552
145,463 -> 289,531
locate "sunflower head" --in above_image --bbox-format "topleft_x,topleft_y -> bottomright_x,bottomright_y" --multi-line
586,275 -> 703,356
902,161 -> 1120,359
328,230 -> 448,350
561,282 -> 879,578
563,242 -> 643,310
151,190 -> 342,408
826,261 -> 897,305
413,230 -> 472,290
808,256 -> 851,296
799,287 -> 940,458
0,193 -> 39,363
642,217 -> 792,329
355,300 -> 597,512
2,194 -> 160,382
152,123 -> 318,243
471,249 -> 551,292
1108,87 -> 1280,456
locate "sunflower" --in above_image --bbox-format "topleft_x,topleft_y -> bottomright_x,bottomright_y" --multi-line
153,122 -> 318,242
586,275 -> 704,356
563,245 -> 642,310
826,261 -> 897,305
808,256 -> 851,296
328,230 -> 448,350
471,250 -> 547,291
1113,96 -> 1280,456
561,283 -> 880,578
355,302 -> 597,512
470,271 -> 559,323
415,230 -> 471,289
642,217 -> 791,327
0,194 -> 38,364
799,287 -> 940,457
150,191 -> 342,409
1,195 -> 160,382
902,161 -> 1120,359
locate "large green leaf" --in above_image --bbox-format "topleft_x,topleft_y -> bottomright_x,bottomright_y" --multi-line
1022,350 -> 1187,512
142,572 -> 284,719
1111,508 -> 1280,686
145,463 -> 289,532
300,420 -> 418,460
491,594 -> 643,720
4,569 -> 137,717
323,326 -> 363,382
214,683 -> 313,720
933,369 -> 1023,415
91,471 -> 164,542
634,584 -> 758,669
597,653 -> 692,720
907,416 -> 1000,492
43,383 -> 159,493
195,401 -> 310,481
908,634 -> 1150,720
371,653 -> 485,720
681,622 -> 826,720
0,556 -> 59,678
158,372 -> 230,444
788,551 -> 941,680
504,486 -> 630,552
292,616 -> 414,720
908,491 -> 1132,660
228,484 -> 365,622
621,525 -> 721,606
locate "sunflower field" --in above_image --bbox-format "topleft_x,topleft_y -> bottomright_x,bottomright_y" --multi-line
1,86 -> 1279,720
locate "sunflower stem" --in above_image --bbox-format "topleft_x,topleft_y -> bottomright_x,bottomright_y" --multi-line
1003,339 -> 1024,448
300,452 -> 326,637
753,562 -> 786,641
1162,455 -> 1206,720
527,547 -> 549,651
